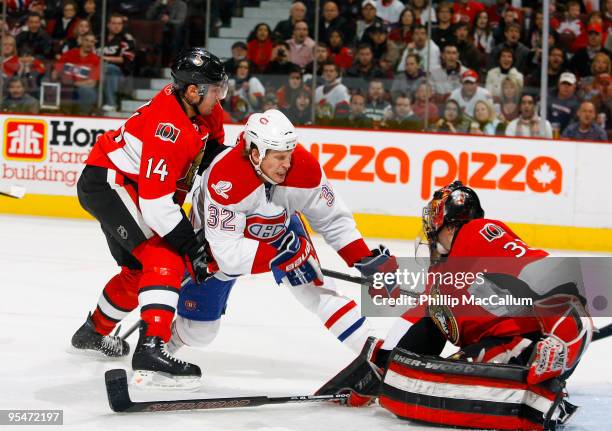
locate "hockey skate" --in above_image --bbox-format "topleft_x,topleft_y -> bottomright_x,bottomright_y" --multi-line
70,313 -> 130,358
131,322 -> 202,390
315,336 -> 383,407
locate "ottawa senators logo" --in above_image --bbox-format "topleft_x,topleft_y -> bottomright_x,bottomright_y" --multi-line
429,282 -> 459,344
155,122 -> 180,143
479,223 -> 506,242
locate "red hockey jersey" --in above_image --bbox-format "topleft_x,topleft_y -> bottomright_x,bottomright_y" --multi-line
403,218 -> 549,346
87,84 -> 225,238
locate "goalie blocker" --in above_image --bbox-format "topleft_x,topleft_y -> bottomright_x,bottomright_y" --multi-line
380,348 -> 576,431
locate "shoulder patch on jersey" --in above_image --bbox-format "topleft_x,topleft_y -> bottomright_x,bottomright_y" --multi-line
211,180 -> 232,199
207,145 -> 261,205
281,144 -> 322,189
155,122 -> 180,143
479,223 -> 506,242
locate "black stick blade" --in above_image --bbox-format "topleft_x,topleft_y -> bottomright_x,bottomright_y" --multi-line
105,369 -> 134,412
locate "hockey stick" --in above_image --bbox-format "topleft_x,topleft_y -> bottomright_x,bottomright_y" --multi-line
593,322 -> 612,341
0,184 -> 26,199
105,368 -> 349,413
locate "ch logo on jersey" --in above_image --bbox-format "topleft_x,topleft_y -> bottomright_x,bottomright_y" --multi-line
320,184 -> 335,207
479,223 -> 506,242
155,122 -> 180,143
211,181 -> 232,199
245,211 -> 288,243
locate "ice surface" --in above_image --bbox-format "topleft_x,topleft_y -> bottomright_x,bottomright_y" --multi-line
0,215 -> 610,431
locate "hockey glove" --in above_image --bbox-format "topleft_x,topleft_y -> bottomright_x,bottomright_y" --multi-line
527,294 -> 593,384
355,246 -> 400,300
186,229 -> 214,284
270,231 -> 324,287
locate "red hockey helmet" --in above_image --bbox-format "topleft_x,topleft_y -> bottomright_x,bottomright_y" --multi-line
422,181 -> 484,246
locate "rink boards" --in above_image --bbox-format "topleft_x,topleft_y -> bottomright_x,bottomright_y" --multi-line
0,113 -> 611,251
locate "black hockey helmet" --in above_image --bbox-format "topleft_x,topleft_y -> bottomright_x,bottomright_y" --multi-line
422,181 -> 484,245
171,47 -> 228,98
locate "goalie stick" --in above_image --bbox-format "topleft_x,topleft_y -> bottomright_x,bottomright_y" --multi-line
105,368 -> 349,413
0,184 -> 26,199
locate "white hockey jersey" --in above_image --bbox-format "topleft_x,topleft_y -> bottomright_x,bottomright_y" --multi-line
192,138 -> 371,276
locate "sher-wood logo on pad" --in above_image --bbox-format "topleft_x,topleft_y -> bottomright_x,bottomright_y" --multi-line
3,118 -> 47,162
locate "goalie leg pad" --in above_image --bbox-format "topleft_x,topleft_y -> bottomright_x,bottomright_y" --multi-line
380,348 -> 566,431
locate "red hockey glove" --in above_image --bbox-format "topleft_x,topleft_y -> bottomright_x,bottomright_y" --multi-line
271,231 -> 324,287
355,245 -> 400,301
527,294 -> 593,384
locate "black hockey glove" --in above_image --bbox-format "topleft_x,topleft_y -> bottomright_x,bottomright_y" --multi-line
355,245 -> 400,300
185,229 -> 213,284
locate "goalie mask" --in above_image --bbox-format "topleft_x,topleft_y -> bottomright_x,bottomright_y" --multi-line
421,181 -> 484,260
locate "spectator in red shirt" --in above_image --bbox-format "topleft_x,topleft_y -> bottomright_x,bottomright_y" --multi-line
53,32 -> 100,114
389,8 -> 415,45
276,65 -> 311,110
328,29 -> 354,70
2,35 -> 19,77
247,23 -> 274,74
486,0 -> 516,30
8,47 -> 46,97
412,81 -> 439,122
453,0 -> 485,25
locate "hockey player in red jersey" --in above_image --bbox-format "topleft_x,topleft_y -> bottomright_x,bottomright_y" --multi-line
317,181 -> 593,430
71,48 -> 228,388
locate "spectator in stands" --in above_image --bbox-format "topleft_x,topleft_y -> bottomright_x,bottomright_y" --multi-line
367,21 -> 400,67
430,99 -> 470,133
315,60 -> 350,120
287,20 -> 315,69
346,44 -> 385,88
409,0 -> 436,25
378,51 -> 396,79
327,29 -> 354,70
263,42 -> 297,87
356,0 -> 383,42
486,0 -> 514,31
525,45 -> 567,90
390,53 -> 424,97
454,22 -> 482,72
505,93 -> 553,138
430,43 -> 468,99
48,0 -> 80,42
375,0 -> 404,25
570,23 -> 612,78
495,75 -> 522,123
11,47 -> 46,97
449,70 -> 493,117
548,72 -> 580,134
263,94 -> 279,111
453,0 -> 485,25
412,81 -> 439,122
100,13 -> 135,112
364,79 -> 391,125
485,47 -> 524,100
562,101 -> 608,141
274,1 -> 308,41
319,1 -> 354,46
389,8 -> 415,45
397,24 -> 440,71
1,77 -> 40,114
16,12 -> 52,59
383,92 -> 420,130
344,92 -> 374,128
577,53 -> 612,110
224,41 -> 248,78
60,18 -> 91,55
472,99 -> 504,135
52,32 -> 100,114
492,7 -> 520,45
473,10 -> 494,55
304,41 -> 329,78
227,59 -> 265,122
80,0 -> 101,37
285,88 -> 312,125
431,2 -> 454,49
556,0 -> 585,52
247,23 -> 274,74
2,36 -> 19,77
276,66 -> 310,110
146,0 -> 188,67
526,10 -> 544,56
491,22 -> 530,73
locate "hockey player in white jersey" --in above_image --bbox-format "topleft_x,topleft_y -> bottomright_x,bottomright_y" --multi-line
168,109 -> 398,358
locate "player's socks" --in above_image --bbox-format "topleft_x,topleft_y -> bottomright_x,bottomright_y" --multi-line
91,267 -> 140,335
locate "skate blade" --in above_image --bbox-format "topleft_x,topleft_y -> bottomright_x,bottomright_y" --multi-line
130,370 -> 202,391
66,345 -> 129,361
